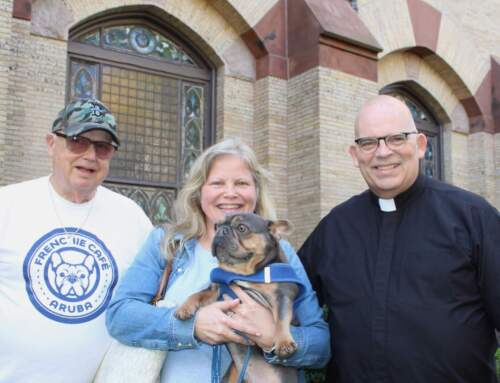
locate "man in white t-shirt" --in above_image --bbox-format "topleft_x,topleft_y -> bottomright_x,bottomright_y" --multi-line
0,98 -> 153,383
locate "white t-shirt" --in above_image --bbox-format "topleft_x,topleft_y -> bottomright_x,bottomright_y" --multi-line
0,176 -> 153,383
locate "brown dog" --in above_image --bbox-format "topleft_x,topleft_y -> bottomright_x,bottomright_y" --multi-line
174,213 -> 300,383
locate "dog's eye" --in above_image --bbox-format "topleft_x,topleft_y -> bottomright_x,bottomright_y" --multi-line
237,224 -> 248,233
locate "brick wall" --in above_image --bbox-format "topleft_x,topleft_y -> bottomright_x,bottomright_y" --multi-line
0,0 -> 13,184
318,68 -> 377,215
287,68 -> 321,246
254,76 -> 288,220
4,16 -> 31,185
216,74 -> 254,145
1,0 -> 498,220
288,67 -> 379,248
469,131 -> 496,204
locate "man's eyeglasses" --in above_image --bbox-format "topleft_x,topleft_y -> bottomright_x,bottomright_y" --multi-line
354,132 -> 418,153
54,132 -> 117,160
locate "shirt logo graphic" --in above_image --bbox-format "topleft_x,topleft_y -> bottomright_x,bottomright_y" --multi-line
23,228 -> 118,324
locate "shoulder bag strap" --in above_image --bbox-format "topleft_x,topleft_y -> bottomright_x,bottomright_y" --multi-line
151,259 -> 173,306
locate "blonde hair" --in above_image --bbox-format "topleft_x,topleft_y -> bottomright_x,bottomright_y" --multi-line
162,137 -> 276,260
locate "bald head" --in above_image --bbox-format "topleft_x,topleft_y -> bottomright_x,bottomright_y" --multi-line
355,95 -> 416,138
349,94 -> 427,198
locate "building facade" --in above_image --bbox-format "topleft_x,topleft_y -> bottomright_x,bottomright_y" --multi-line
1,0 -> 499,247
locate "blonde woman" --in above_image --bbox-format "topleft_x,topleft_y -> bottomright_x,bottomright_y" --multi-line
106,138 -> 330,382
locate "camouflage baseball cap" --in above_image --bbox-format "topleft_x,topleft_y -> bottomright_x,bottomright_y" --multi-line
52,98 -> 120,146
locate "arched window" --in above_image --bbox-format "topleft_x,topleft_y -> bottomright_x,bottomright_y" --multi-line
68,15 -> 214,224
381,87 -> 442,179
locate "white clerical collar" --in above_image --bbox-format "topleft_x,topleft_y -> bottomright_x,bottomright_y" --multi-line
378,198 -> 396,212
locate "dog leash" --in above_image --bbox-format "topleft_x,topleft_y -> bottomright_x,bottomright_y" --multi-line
211,342 -> 253,383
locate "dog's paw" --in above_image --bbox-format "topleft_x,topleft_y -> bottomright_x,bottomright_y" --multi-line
173,306 -> 196,320
275,339 -> 297,358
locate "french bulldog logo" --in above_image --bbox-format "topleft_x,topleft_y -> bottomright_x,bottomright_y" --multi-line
50,252 -> 96,298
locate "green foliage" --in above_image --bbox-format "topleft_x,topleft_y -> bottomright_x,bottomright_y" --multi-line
306,369 -> 326,383
496,348 -> 500,379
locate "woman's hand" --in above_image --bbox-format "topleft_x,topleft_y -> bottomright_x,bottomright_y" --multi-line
193,298 -> 252,345
222,285 -> 277,351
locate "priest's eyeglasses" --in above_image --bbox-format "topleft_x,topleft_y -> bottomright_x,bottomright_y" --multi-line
54,131 -> 118,160
354,132 -> 418,153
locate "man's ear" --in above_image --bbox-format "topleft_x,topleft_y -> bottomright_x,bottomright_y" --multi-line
416,133 -> 427,159
46,133 -> 56,158
348,144 -> 360,168
268,219 -> 291,239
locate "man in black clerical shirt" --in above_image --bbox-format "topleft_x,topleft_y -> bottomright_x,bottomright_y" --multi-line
299,95 -> 500,383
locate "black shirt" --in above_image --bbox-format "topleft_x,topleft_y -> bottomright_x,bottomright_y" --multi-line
299,175 -> 500,383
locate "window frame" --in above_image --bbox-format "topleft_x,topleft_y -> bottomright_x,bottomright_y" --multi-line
67,14 -> 216,190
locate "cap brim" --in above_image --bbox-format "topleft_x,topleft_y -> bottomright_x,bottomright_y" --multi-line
65,123 -> 120,146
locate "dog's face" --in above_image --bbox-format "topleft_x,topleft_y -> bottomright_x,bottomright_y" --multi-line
50,252 -> 95,297
212,213 -> 289,275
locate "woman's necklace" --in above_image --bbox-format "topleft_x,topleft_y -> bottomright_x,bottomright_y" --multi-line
48,179 -> 95,241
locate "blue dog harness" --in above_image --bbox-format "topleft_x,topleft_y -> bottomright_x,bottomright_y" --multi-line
210,263 -> 304,383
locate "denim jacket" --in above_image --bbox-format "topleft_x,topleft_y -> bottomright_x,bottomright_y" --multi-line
106,227 -> 330,381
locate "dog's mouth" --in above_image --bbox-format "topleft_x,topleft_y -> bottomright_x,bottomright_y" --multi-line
215,248 -> 254,265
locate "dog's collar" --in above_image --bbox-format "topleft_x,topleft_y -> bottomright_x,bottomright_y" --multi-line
210,263 -> 305,299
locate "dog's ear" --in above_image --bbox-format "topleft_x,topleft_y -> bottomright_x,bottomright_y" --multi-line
50,252 -> 63,269
268,219 -> 291,239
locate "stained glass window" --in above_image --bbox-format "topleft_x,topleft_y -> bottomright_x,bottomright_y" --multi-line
70,61 -> 98,99
182,84 -> 204,177
76,25 -> 197,66
68,17 -> 212,224
79,30 -> 100,46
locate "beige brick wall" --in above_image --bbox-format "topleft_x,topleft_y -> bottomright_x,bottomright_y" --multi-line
22,35 -> 67,177
254,76 -> 288,220
358,0 -> 415,56
359,0 -> 494,95
216,74 -> 254,146
1,21 -> 67,186
287,68 -> 321,247
3,17 -> 31,185
447,130 -> 469,190
1,0 -> 497,219
212,0 -> 279,32
425,0 -> 500,60
0,0 -> 12,184
288,67 -> 378,248
318,67 -> 377,215
468,132 -> 496,205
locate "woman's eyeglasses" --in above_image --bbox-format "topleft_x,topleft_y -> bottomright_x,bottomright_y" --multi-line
54,132 -> 118,160
354,132 -> 418,153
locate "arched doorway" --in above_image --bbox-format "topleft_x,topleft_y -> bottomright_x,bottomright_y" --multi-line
68,13 -> 214,224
